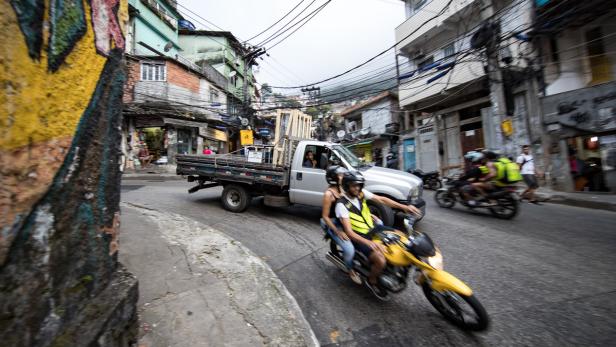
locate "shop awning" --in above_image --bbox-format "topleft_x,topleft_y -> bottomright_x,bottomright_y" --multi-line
163,117 -> 208,128
347,140 -> 374,147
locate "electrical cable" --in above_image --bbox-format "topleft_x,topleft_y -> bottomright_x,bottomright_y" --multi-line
244,0 -> 306,43
260,0 -> 333,49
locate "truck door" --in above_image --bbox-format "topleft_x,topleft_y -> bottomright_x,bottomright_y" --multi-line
290,145 -> 330,206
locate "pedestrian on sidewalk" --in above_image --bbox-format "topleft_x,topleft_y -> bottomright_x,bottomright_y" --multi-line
517,145 -> 540,204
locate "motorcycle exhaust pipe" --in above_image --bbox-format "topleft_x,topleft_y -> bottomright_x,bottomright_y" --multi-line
326,252 -> 349,273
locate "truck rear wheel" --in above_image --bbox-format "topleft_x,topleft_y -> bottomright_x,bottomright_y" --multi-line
368,200 -> 395,227
221,184 -> 251,212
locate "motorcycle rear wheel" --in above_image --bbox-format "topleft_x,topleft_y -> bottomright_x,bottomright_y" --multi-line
489,197 -> 518,219
428,179 -> 442,190
435,190 -> 455,208
422,283 -> 489,331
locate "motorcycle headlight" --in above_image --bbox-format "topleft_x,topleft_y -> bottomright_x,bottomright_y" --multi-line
426,249 -> 443,270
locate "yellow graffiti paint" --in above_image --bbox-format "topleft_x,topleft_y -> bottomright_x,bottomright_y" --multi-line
0,0 -> 128,150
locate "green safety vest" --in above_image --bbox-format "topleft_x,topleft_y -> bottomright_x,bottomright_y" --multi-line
341,196 -> 374,235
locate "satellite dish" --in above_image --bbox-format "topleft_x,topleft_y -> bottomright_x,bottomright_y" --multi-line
163,42 -> 173,52
240,118 -> 249,126
336,130 -> 346,138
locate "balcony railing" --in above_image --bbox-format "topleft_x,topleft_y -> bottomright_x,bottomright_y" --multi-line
396,0 -> 476,50
398,58 -> 485,107
175,54 -> 228,90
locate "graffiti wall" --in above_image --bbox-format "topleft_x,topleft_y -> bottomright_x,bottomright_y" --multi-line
0,1 -> 136,345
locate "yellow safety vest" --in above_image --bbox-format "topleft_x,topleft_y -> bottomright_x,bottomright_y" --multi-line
479,165 -> 489,174
342,197 -> 374,235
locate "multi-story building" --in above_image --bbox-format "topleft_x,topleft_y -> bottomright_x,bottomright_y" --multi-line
395,0 -> 537,174
122,0 -> 231,168
536,0 -> 616,192
178,30 -> 260,119
339,92 -> 401,166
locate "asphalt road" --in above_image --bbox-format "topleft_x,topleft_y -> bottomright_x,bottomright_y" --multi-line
121,180 -> 616,346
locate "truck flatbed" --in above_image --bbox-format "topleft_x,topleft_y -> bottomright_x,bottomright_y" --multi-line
176,154 -> 289,187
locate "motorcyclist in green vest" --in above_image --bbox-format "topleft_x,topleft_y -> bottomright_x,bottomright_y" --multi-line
472,150 -> 522,205
335,171 -> 422,299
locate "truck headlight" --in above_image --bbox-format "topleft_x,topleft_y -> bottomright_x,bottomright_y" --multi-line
409,186 -> 419,200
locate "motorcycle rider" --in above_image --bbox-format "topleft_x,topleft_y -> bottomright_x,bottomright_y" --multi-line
321,165 -> 361,284
460,151 -> 488,203
335,171 -> 422,298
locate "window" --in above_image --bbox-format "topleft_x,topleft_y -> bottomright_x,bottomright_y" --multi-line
443,43 -> 455,59
141,63 -> 166,81
414,0 -> 428,11
417,56 -> 434,71
585,27 -> 611,85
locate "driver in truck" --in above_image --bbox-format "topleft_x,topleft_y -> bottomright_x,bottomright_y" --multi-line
336,171 -> 422,298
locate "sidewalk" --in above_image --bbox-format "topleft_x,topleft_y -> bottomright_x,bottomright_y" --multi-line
535,188 -> 616,213
119,203 -> 318,347
122,164 -> 183,181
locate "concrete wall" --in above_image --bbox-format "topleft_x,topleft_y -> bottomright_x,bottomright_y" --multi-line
362,99 -> 395,135
1,1 -> 137,345
128,0 -> 180,56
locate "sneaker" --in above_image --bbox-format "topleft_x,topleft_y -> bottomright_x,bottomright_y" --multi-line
365,281 -> 388,300
349,270 -> 362,285
467,200 -> 478,207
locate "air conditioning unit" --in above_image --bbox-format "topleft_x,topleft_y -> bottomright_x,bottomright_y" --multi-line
411,50 -> 426,60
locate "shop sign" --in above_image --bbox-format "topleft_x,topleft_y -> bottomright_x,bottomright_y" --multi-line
501,118 -> 513,137
200,127 -> 227,142
542,81 -> 616,134
240,129 -> 254,145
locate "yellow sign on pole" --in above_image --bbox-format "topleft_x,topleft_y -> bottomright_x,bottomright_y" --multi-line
501,118 -> 513,137
240,129 -> 254,145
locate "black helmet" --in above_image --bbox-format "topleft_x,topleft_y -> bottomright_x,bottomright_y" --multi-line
482,149 -> 498,160
326,165 -> 347,185
342,171 -> 365,192
407,233 -> 436,257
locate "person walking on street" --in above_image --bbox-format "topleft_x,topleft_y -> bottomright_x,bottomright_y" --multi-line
517,145 -> 540,204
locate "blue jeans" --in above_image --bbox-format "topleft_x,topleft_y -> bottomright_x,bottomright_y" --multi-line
321,218 -> 355,269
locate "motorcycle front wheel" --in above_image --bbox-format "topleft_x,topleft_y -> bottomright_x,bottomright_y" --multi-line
435,190 -> 455,208
422,283 -> 489,331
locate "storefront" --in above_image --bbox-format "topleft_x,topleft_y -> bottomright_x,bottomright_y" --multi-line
542,81 -> 616,192
123,115 -> 212,167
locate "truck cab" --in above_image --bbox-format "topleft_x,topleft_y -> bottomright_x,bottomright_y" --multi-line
289,141 -> 425,224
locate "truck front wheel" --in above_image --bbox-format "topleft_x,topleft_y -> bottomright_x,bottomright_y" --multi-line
221,184 -> 251,212
367,200 -> 395,227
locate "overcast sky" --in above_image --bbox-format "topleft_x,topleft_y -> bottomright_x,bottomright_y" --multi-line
177,0 -> 405,91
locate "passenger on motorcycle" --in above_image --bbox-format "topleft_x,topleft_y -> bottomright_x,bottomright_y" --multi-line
321,165 -> 362,284
335,171 -> 422,298
470,150 -> 499,205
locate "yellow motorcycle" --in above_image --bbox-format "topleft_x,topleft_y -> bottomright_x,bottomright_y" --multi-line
325,216 -> 489,331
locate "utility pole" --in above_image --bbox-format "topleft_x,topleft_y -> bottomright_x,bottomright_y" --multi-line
480,0 -> 513,156
242,47 -> 267,128
302,86 -> 322,139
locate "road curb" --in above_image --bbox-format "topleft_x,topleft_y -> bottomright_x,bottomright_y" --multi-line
120,202 -> 319,346
121,174 -> 183,181
543,196 -> 616,213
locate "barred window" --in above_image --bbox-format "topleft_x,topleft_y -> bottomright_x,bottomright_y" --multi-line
141,63 -> 166,81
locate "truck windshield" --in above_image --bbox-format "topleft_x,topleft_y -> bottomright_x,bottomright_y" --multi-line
332,145 -> 364,169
